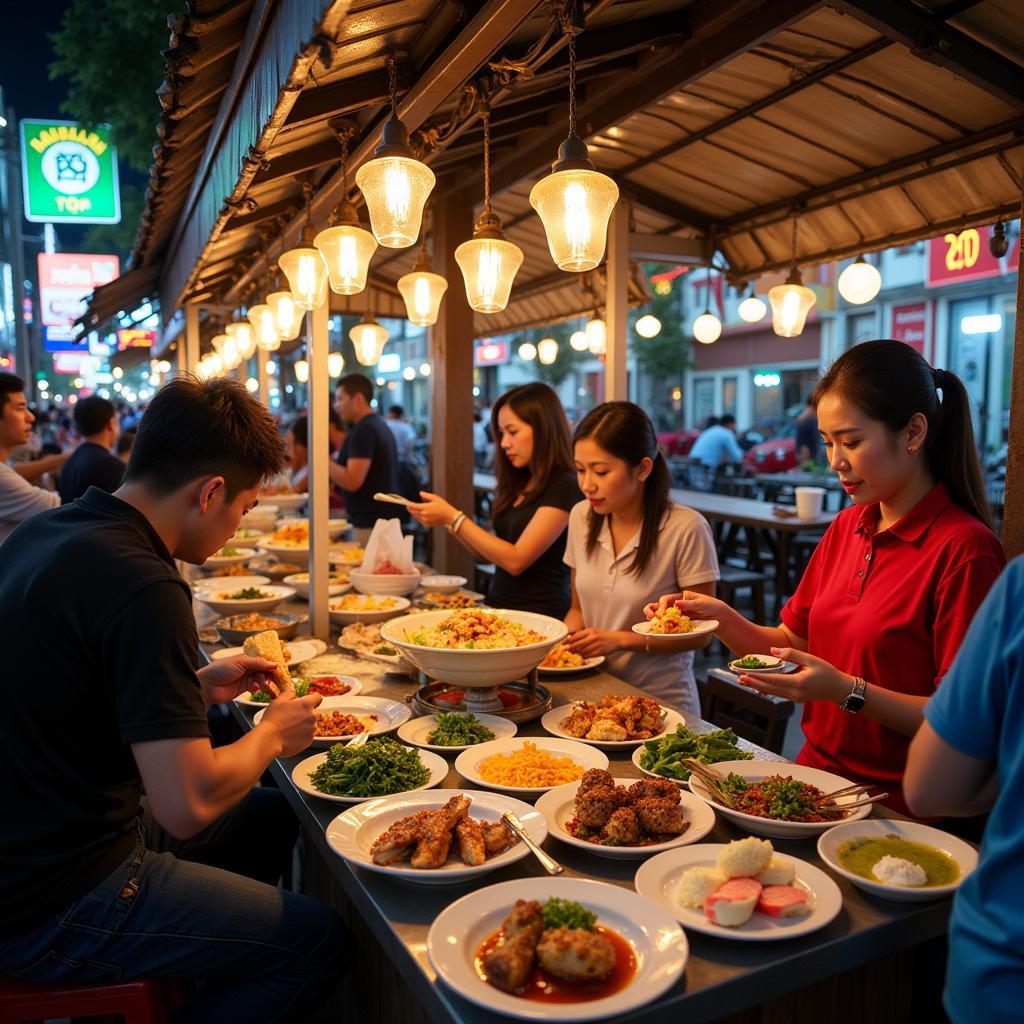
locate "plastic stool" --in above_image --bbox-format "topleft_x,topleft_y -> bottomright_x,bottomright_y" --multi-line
0,974 -> 176,1024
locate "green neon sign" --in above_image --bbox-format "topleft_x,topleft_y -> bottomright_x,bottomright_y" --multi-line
19,119 -> 121,224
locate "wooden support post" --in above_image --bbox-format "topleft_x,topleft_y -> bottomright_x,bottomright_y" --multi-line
307,303 -> 331,639
429,191 -> 477,579
258,348 -> 271,407
175,339 -> 185,377
605,200 -> 630,402
1003,204 -> 1024,559
185,302 -> 200,372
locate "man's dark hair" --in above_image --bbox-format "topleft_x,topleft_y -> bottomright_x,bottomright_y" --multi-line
116,429 -> 136,456
704,415 -> 720,428
0,372 -> 25,413
73,395 -> 116,437
289,414 -> 308,448
336,373 -> 373,405
388,405 -> 404,418
125,375 -> 285,498
720,414 -> 737,428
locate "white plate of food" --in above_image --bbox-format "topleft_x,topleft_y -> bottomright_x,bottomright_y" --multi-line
537,646 -> 605,675
535,774 -> 715,860
229,527 -> 270,545
202,546 -> 257,569
727,654 -> 796,675
416,574 -> 468,594
455,737 -> 609,797
215,637 -> 320,667
817,819 -> 977,902
336,621 -> 417,673
417,590 -> 487,609
427,877 -> 687,1021
686,760 -> 872,838
264,492 -> 308,510
254,694 -> 409,745
328,545 -> 366,566
275,516 -> 349,537
235,672 -> 361,706
282,572 -> 352,598
291,737 -> 448,804
635,840 -> 842,942
193,583 -> 296,615
326,789 -> 545,884
540,698 -> 685,750
192,574 -> 271,592
329,594 -> 411,624
397,712 -> 518,752
631,616 -> 718,638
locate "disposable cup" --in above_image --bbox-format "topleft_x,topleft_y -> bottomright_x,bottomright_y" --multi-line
795,486 -> 826,518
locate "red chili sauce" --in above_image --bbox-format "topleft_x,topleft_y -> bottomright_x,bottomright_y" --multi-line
474,925 -> 637,1003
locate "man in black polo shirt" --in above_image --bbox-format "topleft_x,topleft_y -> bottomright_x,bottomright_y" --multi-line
328,372 -> 402,543
0,376 -> 347,1023
58,394 -> 125,502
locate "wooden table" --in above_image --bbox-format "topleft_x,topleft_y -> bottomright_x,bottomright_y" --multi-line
754,472 -> 850,513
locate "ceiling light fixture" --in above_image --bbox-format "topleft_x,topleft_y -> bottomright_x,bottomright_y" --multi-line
837,255 -> 881,305
768,216 -> 816,337
397,208 -> 448,326
737,282 -> 767,323
349,311 -> 390,366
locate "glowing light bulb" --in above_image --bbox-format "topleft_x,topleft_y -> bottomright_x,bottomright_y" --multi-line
738,294 -> 767,323
294,359 -> 309,383
837,256 -> 882,305
413,277 -> 432,319
327,351 -> 344,378
692,312 -> 722,344
518,342 -> 537,361
384,164 -> 411,223
563,182 -> 591,265
569,330 -> 589,351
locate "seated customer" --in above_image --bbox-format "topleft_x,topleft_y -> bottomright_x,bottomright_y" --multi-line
58,394 -> 125,502
0,372 -> 60,544
0,376 -> 347,1023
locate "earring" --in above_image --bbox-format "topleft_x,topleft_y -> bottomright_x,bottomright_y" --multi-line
907,446 -> 917,454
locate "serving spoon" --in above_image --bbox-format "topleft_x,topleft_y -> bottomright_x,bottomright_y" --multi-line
501,811 -> 563,876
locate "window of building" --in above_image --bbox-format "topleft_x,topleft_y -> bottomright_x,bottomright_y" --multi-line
693,377 -> 714,426
846,311 -> 877,349
721,376 -> 737,418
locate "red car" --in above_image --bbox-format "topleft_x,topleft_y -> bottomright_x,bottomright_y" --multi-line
656,429 -> 701,457
743,422 -> 798,473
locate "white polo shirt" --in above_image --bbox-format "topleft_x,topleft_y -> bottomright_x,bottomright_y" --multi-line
564,500 -> 719,714
0,461 -> 60,546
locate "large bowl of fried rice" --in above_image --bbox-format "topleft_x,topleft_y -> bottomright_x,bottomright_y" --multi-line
379,608 -> 568,686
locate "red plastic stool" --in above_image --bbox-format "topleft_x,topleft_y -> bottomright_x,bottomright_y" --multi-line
0,974 -> 178,1024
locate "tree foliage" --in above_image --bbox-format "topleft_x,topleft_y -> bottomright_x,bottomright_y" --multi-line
631,264 -> 691,383
49,0 -> 168,175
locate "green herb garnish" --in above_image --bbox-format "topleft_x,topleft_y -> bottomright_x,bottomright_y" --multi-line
249,678 -> 311,703
426,712 -> 496,747
541,898 -> 596,931
373,644 -> 398,656
226,587 -> 270,600
736,655 -> 770,669
637,725 -> 753,781
308,736 -> 429,797
218,546 -> 240,556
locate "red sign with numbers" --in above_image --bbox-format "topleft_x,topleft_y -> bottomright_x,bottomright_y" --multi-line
926,224 -> 1020,287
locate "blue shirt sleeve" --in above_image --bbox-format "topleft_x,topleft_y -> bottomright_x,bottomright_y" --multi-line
925,557 -> 1024,761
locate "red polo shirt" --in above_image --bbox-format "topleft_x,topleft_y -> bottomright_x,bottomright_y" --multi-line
781,483 -> 1004,814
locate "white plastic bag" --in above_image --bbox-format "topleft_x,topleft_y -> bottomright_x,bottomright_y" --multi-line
362,518 -> 415,574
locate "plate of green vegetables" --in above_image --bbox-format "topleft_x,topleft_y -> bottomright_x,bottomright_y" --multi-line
632,725 -> 754,782
397,711 -> 517,752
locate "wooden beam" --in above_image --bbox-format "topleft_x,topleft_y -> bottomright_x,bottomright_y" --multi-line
252,139 -> 340,186
1004,198 -> 1024,558
621,182 -> 712,231
282,68 -> 394,130
225,196 -> 299,232
628,232 -> 706,263
833,0 -> 1024,112
185,302 -> 200,371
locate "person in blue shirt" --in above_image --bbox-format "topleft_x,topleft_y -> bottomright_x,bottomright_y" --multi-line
904,555 -> 1024,1024
687,414 -> 745,489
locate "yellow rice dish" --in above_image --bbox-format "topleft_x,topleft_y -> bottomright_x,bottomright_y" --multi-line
330,594 -> 398,611
406,609 -> 545,650
647,606 -> 694,635
477,741 -> 585,788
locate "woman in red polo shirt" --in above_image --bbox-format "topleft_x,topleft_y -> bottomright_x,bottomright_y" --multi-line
651,340 -> 1005,814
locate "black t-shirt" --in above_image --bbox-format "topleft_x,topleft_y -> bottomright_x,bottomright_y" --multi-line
487,467 -> 581,618
336,413 -> 401,527
0,488 -> 208,940
58,441 -> 125,503
795,414 -> 820,463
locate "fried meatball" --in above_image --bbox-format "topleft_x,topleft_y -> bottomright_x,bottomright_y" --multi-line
604,807 -> 642,845
577,768 -> 615,796
627,778 -> 681,805
635,796 -> 688,836
537,928 -> 616,980
574,786 -> 619,828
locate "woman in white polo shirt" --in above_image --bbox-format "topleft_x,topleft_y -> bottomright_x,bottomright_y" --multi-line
564,402 -> 719,714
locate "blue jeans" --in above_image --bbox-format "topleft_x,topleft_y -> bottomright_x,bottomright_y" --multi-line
0,789 -> 349,1024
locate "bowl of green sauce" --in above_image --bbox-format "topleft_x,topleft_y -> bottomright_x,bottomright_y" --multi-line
817,819 -> 977,902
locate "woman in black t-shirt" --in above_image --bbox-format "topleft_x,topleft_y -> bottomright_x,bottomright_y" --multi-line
408,382 -> 580,618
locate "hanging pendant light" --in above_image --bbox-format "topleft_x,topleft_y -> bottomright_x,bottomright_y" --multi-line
314,119 -> 378,296
837,255 -> 881,305
529,20 -> 618,271
737,282 -> 768,323
768,216 -> 816,337
586,314 -> 606,354
279,180 -> 329,312
327,351 -> 345,378
349,311 -> 390,366
356,57 -> 435,248
454,96 -> 524,313
692,309 -> 722,344
397,218 -> 448,326
569,329 -> 589,351
537,337 -> 559,365
226,320 -> 256,361
249,302 -> 281,351
294,359 -> 309,383
210,331 -> 229,354
635,313 -> 661,338
518,341 -> 537,361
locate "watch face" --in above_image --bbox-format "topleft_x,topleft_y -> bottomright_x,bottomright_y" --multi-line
843,693 -> 866,712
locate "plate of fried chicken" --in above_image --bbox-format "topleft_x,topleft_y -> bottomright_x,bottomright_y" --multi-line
325,790 -> 547,884
541,696 -> 685,748
535,770 -> 716,860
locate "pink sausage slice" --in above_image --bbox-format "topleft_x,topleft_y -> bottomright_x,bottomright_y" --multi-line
756,884 -> 810,918
704,877 -> 763,926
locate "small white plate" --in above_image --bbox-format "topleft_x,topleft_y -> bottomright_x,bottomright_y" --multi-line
537,655 -> 605,675
455,737 -> 609,797
540,703 -> 685,750
416,574 -> 468,594
192,574 -> 271,592
397,713 -> 517,752
687,760 -> 872,839
329,594 -> 411,624
282,573 -> 351,599
728,660 -> 798,675
417,590 -> 486,608
634,844 -> 843,942
234,673 -> 362,706
631,618 -> 718,637
275,516 -> 349,537
292,745 -> 448,804
266,492 -> 308,510
326,789 -> 546,885
193,583 -> 296,615
255,694 -> 407,746
817,818 -> 977,902
202,547 -> 258,569
536,777 -> 716,860
727,654 -> 784,672
428,877 -> 687,1021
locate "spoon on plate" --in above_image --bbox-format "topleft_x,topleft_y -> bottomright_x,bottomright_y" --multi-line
501,811 -> 562,876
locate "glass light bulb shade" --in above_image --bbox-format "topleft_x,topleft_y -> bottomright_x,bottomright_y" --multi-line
419,362 -> 431,376
210,333 -> 229,354
248,304 -> 281,350
278,246 -> 328,311
518,342 -> 537,361
245,377 -> 259,394
402,366 -> 416,381
327,351 -> 345,378
692,312 -> 722,345
529,168 -> 619,272
585,318 -> 606,354
738,294 -> 768,323
837,258 -> 882,305
537,337 -> 559,364
635,314 -> 661,338
454,236 -> 524,314
397,269 -> 448,326
569,329 -> 589,351
768,280 -> 817,337
266,360 -> 277,375
266,291 -> 301,342
221,336 -> 241,369
208,353 -> 224,374
355,156 -> 435,248
294,359 -> 309,383
314,223 -> 377,296
229,321 -> 257,360
349,320 -> 390,366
